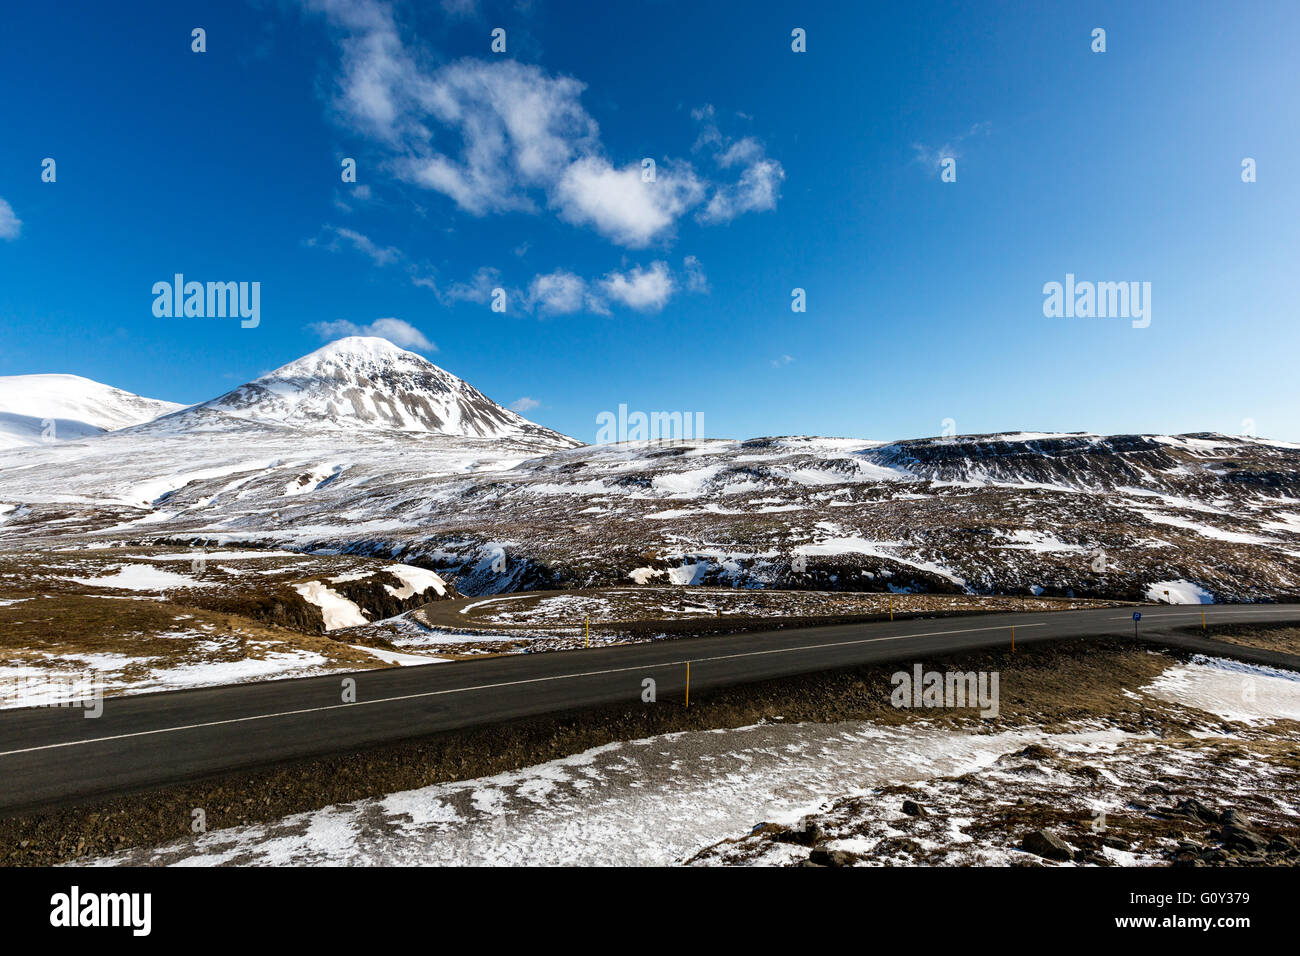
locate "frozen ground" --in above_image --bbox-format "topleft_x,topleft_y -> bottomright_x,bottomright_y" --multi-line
0,636 -> 336,708
89,655 -> 1300,866
4,426 -> 1299,603
0,546 -> 456,708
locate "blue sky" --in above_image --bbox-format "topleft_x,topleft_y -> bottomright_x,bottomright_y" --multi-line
1,0 -> 1298,442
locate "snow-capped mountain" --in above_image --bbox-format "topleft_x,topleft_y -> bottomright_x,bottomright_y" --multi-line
144,337 -> 579,446
0,374 -> 183,449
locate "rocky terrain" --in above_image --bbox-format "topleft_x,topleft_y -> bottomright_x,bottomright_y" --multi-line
687,645 -> 1300,868
1,341 -> 1297,605
0,545 -> 458,707
691,740 -> 1300,868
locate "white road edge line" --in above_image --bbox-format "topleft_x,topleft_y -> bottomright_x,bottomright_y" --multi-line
0,621 -> 1045,757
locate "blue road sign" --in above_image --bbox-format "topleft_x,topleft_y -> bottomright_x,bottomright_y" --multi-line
1132,612 -> 1142,621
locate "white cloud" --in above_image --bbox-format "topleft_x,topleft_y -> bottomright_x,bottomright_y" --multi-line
309,317 -> 436,351
394,58 -> 597,216
509,396 -> 540,413
302,2 -> 783,246
0,198 -> 21,240
303,0 -> 423,146
716,137 -> 764,169
553,157 -> 704,247
520,258 -> 703,315
311,217 -> 702,317
698,158 -> 783,223
366,317 -> 436,349
599,261 -> 675,312
690,104 -> 785,224
770,353 -> 794,368
527,270 -> 589,315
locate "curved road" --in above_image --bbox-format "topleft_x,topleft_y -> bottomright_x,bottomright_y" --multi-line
2,603 -> 1299,814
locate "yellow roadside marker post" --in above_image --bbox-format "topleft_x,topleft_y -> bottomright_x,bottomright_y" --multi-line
1202,609 -> 1206,631
889,594 -> 894,621
1011,625 -> 1015,654
586,614 -> 590,647
685,661 -> 690,708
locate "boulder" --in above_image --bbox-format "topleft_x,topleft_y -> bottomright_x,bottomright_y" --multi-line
1172,798 -> 1220,824
1220,808 -> 1252,828
775,818 -> 822,847
1022,829 -> 1074,862
1014,744 -> 1056,762
1220,823 -> 1267,852
809,848 -> 860,867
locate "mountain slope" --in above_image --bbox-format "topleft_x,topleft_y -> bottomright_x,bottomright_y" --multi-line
143,337 -> 580,447
0,374 -> 184,449
1,425 -> 1297,603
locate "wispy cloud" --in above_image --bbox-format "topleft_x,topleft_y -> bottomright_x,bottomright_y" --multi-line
310,219 -> 706,317
0,198 -> 21,240
308,317 -> 437,351
333,183 -> 373,211
770,353 -> 794,368
440,0 -> 478,19
509,396 -> 541,413
301,0 -> 784,247
441,266 -> 501,305
308,223 -> 491,305
309,225 -> 401,266
691,105 -> 784,224
911,121 -> 992,170
683,255 -> 709,294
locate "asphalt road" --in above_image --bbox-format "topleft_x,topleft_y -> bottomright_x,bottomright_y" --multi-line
2,603 -> 1299,814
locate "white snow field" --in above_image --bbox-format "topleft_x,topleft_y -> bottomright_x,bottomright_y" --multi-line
0,373 -> 183,449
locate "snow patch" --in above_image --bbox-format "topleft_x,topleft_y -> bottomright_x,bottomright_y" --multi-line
69,564 -> 214,591
1144,580 -> 1214,604
293,581 -> 369,630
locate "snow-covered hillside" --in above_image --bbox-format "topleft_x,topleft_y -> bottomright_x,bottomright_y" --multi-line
141,337 -> 579,446
2,419 -> 1298,602
0,374 -> 183,449
1,339 -> 1297,602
